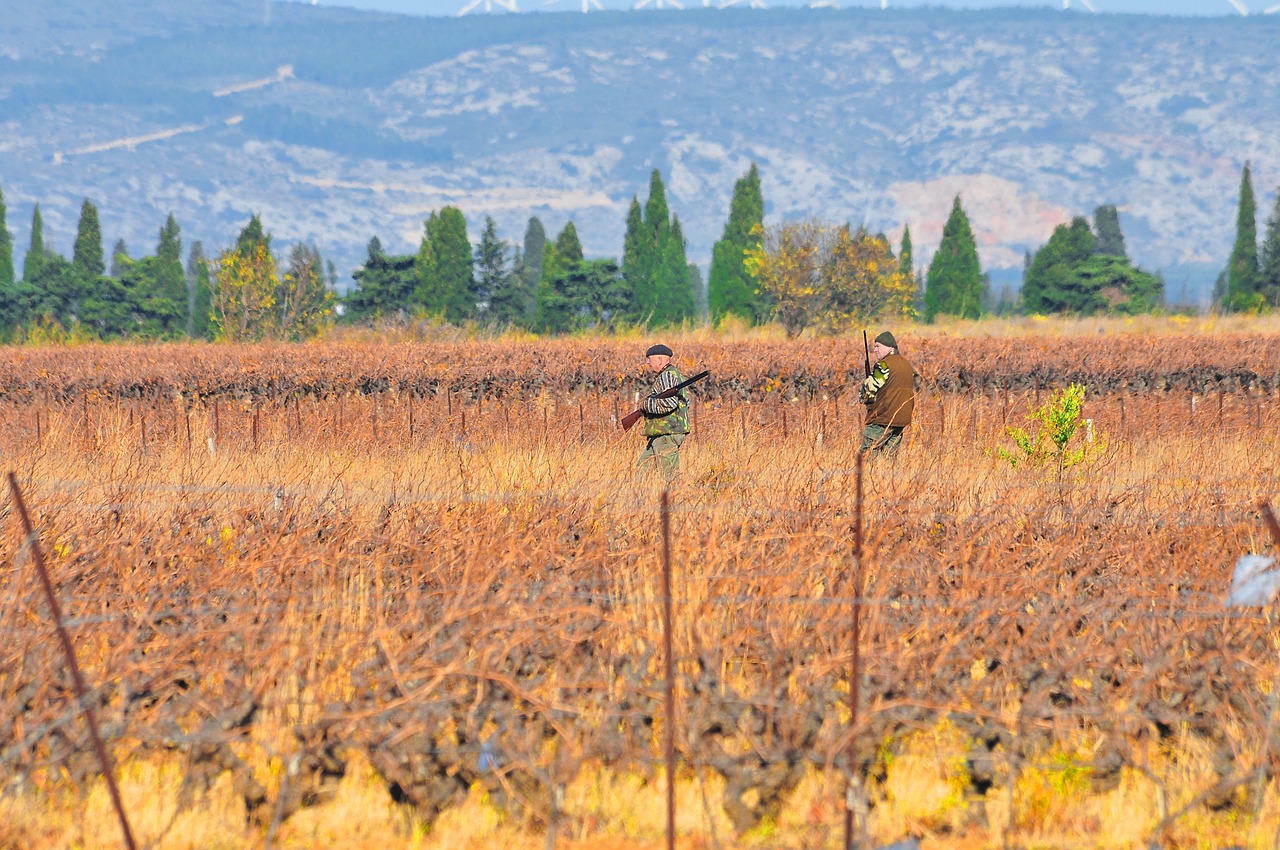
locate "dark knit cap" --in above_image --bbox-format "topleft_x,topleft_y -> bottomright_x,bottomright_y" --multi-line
645,343 -> 674,357
874,331 -> 898,350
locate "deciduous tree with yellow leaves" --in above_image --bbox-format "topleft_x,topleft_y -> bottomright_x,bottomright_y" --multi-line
212,240 -> 278,342
744,219 -> 915,337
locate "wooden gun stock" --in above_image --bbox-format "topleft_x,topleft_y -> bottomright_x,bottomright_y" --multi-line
620,370 -> 709,431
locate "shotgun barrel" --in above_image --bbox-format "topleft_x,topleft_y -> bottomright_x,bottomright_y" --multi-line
620,370 -> 710,431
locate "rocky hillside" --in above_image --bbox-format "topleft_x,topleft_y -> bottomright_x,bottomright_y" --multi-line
1,1 -> 1277,302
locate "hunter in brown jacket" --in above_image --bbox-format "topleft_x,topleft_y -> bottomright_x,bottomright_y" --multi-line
859,330 -> 915,455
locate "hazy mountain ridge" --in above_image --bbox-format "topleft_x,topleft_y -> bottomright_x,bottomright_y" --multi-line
1,2 -> 1277,304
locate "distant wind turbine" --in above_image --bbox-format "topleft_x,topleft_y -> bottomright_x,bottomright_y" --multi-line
1224,0 -> 1249,14
542,0 -> 604,11
635,0 -> 684,8
720,0 -> 767,8
1062,0 -> 1098,11
458,0 -> 519,13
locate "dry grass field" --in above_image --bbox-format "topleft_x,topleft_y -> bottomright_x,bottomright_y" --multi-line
2,316 -> 1280,850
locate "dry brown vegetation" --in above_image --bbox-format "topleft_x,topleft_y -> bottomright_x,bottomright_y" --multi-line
2,326 -> 1280,850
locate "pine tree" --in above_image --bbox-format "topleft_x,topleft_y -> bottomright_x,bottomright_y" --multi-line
237,214 -> 271,256
1259,187 -> 1280,308
1226,162 -> 1261,312
1013,216 -> 1167,314
0,185 -> 14,290
73,198 -> 105,280
346,236 -> 416,321
923,195 -> 985,322
23,204 -> 45,283
708,163 -> 764,323
1092,205 -> 1127,258
1022,217 -> 1099,314
473,216 -> 510,320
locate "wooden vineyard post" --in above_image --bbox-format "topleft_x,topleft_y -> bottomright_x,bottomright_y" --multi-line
408,392 -> 415,442
8,474 -> 139,850
844,451 -> 866,850
660,489 -> 676,850
252,404 -> 260,452
1260,499 -> 1280,548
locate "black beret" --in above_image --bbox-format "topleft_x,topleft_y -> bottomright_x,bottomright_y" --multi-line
645,344 -> 674,357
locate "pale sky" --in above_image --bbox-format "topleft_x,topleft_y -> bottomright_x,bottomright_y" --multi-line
309,0 -> 1273,17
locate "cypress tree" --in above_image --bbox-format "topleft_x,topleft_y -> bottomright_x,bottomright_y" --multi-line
23,204 -> 46,283
1226,162 -> 1260,311
1092,204 -> 1127,258
1259,187 -> 1280,308
657,215 -> 694,325
415,207 -> 474,323
689,263 -> 706,321
643,173 -> 671,322
923,195 -> 985,322
625,170 -> 692,327
520,217 -> 546,296
142,213 -> 186,336
110,239 -> 130,278
186,241 -> 214,338
708,163 -> 764,323
73,198 -> 105,280
0,185 -> 13,289
621,197 -> 648,320
898,224 -> 914,280
554,220 -> 583,266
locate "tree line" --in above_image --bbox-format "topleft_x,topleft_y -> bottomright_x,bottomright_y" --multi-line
1217,162 -> 1280,313
1,161 -> 1273,343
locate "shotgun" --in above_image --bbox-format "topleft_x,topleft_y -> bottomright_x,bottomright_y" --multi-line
620,370 -> 710,431
863,330 -> 871,379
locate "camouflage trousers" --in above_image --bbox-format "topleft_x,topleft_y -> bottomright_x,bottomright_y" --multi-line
860,423 -> 906,456
636,433 -> 686,480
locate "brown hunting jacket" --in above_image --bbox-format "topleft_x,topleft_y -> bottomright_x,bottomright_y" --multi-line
860,352 -> 916,427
